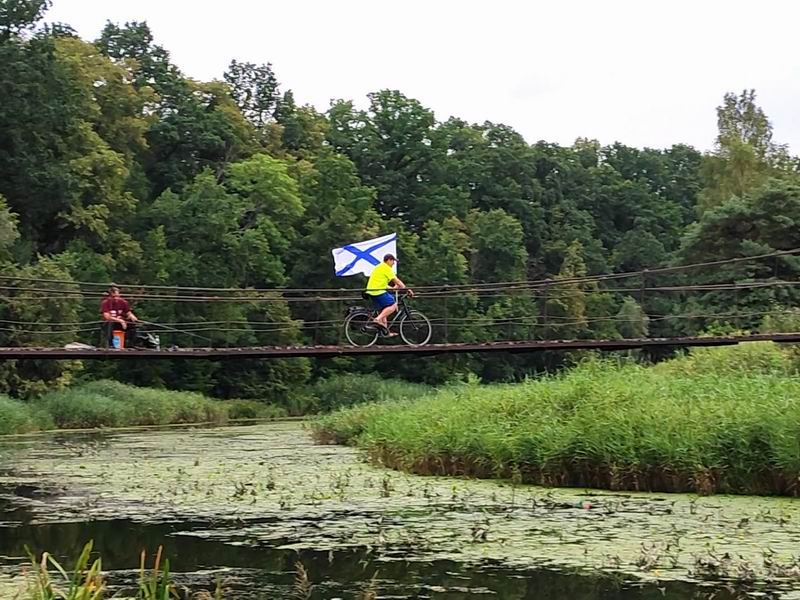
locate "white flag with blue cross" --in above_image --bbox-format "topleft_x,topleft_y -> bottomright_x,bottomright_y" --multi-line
331,233 -> 398,277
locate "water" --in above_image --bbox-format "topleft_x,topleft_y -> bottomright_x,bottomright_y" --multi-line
0,422 -> 798,598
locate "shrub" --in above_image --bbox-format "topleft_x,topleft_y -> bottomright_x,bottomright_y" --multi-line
37,389 -> 132,429
0,395 -> 40,434
225,399 -> 287,420
306,374 -> 430,413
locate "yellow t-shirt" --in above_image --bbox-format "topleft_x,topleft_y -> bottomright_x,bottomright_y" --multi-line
366,262 -> 396,296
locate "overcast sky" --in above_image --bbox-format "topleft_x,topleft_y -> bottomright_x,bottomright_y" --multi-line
45,0 -> 800,154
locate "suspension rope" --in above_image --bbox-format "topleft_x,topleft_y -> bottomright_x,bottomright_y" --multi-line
0,247 -> 797,296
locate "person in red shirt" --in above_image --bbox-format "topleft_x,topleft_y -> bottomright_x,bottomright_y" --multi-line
100,285 -> 139,348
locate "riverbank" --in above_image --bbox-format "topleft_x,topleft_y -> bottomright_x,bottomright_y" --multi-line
313,343 -> 800,496
0,374 -> 429,436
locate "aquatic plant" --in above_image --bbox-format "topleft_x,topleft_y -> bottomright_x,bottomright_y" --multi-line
21,540 -> 105,600
136,546 -> 177,600
314,343 -> 800,495
17,542 -> 226,600
290,562 -> 312,600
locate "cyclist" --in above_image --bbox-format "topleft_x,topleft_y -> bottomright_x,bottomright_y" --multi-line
365,253 -> 413,335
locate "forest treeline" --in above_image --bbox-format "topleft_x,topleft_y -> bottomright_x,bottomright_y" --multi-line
1,0 -> 799,398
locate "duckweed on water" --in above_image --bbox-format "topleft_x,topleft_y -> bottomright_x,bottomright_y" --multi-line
3,422 -> 800,597
313,343 -> 800,495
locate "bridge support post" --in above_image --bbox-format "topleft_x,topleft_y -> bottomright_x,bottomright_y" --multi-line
443,289 -> 449,344
314,298 -> 321,346
541,279 -> 550,340
639,269 -> 648,310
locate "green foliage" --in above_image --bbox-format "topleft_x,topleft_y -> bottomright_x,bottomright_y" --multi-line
699,90 -> 794,212
0,9 -> 798,396
0,0 -> 50,40
316,343 -> 800,495
468,209 -> 527,283
223,398 -> 287,420
0,394 -> 40,434
224,59 -> 279,128
305,373 -> 430,414
0,258 -> 84,398
616,297 -> 648,339
0,379 -> 305,436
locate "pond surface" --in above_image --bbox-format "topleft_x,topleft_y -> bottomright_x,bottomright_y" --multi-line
1,421 -> 799,599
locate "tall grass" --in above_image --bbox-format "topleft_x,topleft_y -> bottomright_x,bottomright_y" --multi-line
0,380 -> 287,435
313,343 -> 800,495
0,396 -> 45,435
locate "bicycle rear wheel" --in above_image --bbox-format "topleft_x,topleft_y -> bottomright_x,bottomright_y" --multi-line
399,310 -> 432,346
344,312 -> 379,347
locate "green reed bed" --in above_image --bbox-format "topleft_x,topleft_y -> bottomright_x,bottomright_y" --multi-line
0,380 -> 286,435
313,343 -> 800,495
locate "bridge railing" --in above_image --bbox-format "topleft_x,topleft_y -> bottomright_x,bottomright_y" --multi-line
0,248 -> 799,349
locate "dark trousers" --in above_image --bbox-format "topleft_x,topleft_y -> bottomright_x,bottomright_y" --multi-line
101,321 -> 138,348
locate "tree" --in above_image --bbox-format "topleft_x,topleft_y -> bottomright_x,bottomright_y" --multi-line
699,90 -> 792,212
467,209 -> 527,284
0,195 -> 19,253
274,91 -> 329,157
327,91 -> 441,224
545,241 -> 589,339
0,32 -> 147,261
0,0 -> 50,41
224,59 -> 280,129
678,179 -> 800,331
0,256 -> 83,398
97,22 -> 256,195
617,297 -> 649,339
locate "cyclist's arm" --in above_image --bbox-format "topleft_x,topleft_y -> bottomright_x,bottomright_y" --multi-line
390,278 -> 414,297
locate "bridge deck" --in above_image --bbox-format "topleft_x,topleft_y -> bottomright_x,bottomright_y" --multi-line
1,333 -> 799,359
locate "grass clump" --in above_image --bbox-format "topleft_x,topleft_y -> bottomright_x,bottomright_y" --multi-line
0,379 -> 288,435
314,343 -> 800,496
0,395 -> 42,435
36,380 -> 228,429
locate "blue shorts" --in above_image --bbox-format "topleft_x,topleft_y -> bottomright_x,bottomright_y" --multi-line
371,292 -> 396,310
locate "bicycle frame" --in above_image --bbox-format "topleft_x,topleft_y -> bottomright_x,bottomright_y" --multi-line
367,292 -> 412,331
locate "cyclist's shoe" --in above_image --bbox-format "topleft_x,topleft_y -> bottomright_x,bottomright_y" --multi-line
371,319 -> 391,336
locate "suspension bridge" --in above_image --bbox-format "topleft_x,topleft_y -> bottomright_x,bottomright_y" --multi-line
0,248 -> 799,360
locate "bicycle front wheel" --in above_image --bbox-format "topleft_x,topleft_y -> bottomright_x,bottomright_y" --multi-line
399,310 -> 432,346
344,312 -> 379,348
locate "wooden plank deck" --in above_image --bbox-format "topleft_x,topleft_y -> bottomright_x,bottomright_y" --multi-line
1,333 -> 799,359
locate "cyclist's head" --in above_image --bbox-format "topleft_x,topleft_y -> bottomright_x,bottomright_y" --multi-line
383,253 -> 397,265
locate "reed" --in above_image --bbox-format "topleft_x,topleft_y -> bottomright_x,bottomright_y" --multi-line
0,380 -> 288,435
314,343 -> 800,496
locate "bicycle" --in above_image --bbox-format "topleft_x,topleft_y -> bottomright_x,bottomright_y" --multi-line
344,290 -> 432,347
